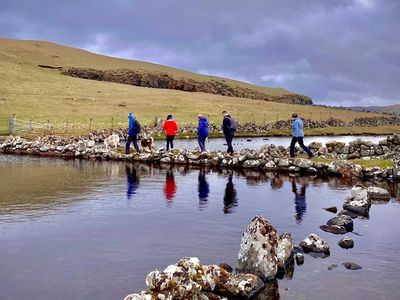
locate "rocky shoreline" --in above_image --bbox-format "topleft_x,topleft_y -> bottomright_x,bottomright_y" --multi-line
125,182 -> 389,299
1,134 -> 400,182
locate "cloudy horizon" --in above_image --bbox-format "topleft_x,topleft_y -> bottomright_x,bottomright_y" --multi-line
1,0 -> 399,106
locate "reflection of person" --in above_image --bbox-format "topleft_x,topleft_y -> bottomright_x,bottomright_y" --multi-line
291,180 -> 307,224
270,174 -> 284,189
163,168 -> 177,202
126,164 -> 140,201
223,174 -> 238,213
198,169 -> 210,208
290,113 -> 313,158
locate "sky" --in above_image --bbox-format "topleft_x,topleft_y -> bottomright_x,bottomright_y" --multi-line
0,0 -> 399,106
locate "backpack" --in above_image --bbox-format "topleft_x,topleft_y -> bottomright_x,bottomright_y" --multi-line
134,120 -> 142,134
230,117 -> 237,132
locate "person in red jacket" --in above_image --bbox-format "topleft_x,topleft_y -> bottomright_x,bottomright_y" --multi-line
162,114 -> 179,151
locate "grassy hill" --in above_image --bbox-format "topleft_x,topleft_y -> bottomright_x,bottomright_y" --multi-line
0,38 -> 387,135
350,104 -> 400,114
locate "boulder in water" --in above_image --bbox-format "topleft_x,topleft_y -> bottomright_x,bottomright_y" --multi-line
236,216 -> 279,280
338,236 -> 354,249
299,233 -> 330,254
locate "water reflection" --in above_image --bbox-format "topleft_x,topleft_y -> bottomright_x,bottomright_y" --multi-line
126,164 -> 140,201
223,173 -> 238,214
291,180 -> 307,224
163,167 -> 177,204
198,169 -> 210,210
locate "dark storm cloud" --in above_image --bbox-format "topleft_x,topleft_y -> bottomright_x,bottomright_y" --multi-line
1,0 -> 399,106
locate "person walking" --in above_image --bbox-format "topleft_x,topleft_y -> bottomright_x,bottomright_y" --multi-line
222,111 -> 236,154
290,113 -> 313,158
125,113 -> 141,154
197,114 -> 209,152
162,114 -> 179,151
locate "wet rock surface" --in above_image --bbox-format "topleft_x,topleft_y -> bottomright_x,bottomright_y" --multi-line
338,236 -> 354,249
2,134 -> 399,182
342,262 -> 362,270
236,215 -> 294,281
327,215 -> 354,232
299,233 -> 330,255
323,206 -> 338,213
124,257 -> 263,300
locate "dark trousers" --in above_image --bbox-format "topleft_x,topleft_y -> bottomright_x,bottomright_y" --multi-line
166,135 -> 175,151
224,132 -> 234,153
290,136 -> 313,158
198,135 -> 207,151
126,134 -> 140,154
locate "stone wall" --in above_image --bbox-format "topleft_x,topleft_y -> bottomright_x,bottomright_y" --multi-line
2,134 -> 400,181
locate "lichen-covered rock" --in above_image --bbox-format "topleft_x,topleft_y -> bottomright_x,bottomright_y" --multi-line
367,186 -> 390,201
299,233 -> 330,254
125,257 -> 262,300
293,158 -> 313,169
343,194 -> 371,217
351,184 -> 368,198
236,215 -> 279,281
276,232 -> 294,269
243,159 -> 261,169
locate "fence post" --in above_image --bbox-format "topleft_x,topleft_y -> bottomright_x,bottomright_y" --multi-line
8,114 -> 16,135
263,113 -> 266,124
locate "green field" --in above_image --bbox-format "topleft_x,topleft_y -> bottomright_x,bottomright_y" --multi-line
0,38 -> 385,136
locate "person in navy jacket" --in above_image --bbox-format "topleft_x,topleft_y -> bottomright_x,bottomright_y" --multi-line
197,114 -> 209,152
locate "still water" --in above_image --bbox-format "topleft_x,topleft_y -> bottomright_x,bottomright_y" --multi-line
155,135 -> 387,151
0,155 -> 400,300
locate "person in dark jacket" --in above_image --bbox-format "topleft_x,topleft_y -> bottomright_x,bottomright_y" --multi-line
126,113 -> 141,154
197,114 -> 209,152
222,111 -> 235,154
162,115 -> 179,151
290,113 -> 313,158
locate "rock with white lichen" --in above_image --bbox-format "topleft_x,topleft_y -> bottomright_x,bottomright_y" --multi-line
124,257 -> 263,300
299,233 -> 330,254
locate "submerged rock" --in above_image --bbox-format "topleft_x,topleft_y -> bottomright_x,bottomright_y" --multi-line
327,215 -> 354,232
251,279 -> 280,300
342,262 -> 362,270
319,224 -> 347,235
327,264 -> 338,270
236,216 -> 279,281
299,233 -> 330,255
323,206 -> 338,213
338,236 -> 354,249
295,253 -> 305,265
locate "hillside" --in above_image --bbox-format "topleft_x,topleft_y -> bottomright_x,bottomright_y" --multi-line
0,37 -> 383,133
350,104 -> 400,114
0,38 -> 311,105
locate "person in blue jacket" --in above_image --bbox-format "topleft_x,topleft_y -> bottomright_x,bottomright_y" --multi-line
290,113 -> 313,158
126,113 -> 141,154
197,114 -> 209,152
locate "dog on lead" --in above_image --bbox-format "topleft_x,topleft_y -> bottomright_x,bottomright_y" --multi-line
140,134 -> 156,152
104,133 -> 120,150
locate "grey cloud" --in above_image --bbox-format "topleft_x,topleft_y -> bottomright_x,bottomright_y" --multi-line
0,0 -> 399,106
